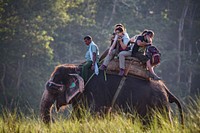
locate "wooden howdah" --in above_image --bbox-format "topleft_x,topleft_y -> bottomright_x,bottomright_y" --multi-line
106,57 -> 149,79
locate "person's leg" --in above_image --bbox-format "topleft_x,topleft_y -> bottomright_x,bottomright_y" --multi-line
100,49 -> 117,70
103,49 -> 116,66
133,52 -> 161,80
118,51 -> 132,69
81,61 -> 92,82
146,60 -> 154,74
118,51 -> 132,76
146,60 -> 161,80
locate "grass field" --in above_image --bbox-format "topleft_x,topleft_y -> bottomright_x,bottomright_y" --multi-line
0,97 -> 199,133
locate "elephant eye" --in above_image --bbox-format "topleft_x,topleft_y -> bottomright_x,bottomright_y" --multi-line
51,71 -> 68,85
51,73 -> 61,82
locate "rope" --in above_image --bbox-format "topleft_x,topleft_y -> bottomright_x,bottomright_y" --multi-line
84,73 -> 95,87
104,70 -> 107,81
108,59 -> 134,112
84,59 -> 105,87
110,76 -> 126,109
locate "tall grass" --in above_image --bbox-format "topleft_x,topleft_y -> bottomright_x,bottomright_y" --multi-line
0,97 -> 200,133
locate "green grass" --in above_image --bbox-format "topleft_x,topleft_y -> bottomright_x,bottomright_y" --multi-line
1,97 -> 200,133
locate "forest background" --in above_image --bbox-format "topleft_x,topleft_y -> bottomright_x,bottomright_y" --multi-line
0,0 -> 200,114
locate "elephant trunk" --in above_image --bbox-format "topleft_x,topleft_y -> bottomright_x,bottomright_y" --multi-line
40,89 -> 55,124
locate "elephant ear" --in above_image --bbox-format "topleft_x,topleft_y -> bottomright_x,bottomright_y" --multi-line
66,74 -> 84,103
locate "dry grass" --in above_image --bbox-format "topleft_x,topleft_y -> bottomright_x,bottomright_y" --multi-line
0,97 -> 200,133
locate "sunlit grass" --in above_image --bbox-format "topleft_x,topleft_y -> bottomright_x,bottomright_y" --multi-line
1,97 -> 200,133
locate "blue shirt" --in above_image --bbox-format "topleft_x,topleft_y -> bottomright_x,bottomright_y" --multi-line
85,41 -> 99,62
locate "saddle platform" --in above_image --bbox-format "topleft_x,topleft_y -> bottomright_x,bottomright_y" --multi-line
106,57 -> 149,79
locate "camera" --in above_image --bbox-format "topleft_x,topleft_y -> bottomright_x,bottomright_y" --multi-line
118,36 -> 122,39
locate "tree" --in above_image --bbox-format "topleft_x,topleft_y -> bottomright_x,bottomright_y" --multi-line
1,0 -> 200,114
0,0 -> 82,112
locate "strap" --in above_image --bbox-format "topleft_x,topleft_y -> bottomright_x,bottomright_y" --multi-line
110,76 -> 126,109
108,59 -> 134,113
104,70 -> 107,81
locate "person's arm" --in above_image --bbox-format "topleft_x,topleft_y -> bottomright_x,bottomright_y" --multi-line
118,35 -> 129,50
130,35 -> 137,43
92,52 -> 96,64
90,45 -> 97,70
91,52 -> 96,70
108,35 -> 118,55
118,38 -> 127,50
137,39 -> 151,47
136,35 -> 152,47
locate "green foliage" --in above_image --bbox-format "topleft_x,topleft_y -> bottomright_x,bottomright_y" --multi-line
0,0 -> 83,112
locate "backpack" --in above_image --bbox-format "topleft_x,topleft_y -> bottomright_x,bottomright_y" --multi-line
146,45 -> 161,66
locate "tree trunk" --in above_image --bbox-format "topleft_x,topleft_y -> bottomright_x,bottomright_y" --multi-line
0,64 -> 8,106
187,2 -> 196,95
16,60 -> 24,91
107,0 -> 117,26
177,0 -> 189,86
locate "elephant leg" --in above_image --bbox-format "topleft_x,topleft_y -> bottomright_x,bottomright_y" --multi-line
167,105 -> 173,127
70,98 -> 85,119
70,95 -> 97,119
157,105 -> 174,126
40,89 -> 56,124
158,104 -> 174,126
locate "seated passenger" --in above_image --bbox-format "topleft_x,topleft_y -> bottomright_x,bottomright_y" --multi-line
131,30 -> 161,80
82,35 -> 99,82
118,29 -> 148,76
111,23 -> 126,44
100,27 -> 130,71
99,23 -> 125,62
130,30 -> 148,43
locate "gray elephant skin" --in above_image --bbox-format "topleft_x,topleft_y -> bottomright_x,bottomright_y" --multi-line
40,64 -> 184,125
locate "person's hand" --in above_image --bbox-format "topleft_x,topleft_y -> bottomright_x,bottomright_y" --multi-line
146,36 -> 152,43
130,37 -> 135,43
91,64 -> 95,70
117,36 -> 122,42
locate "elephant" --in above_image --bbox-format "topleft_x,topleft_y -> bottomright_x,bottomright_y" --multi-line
40,64 -> 184,125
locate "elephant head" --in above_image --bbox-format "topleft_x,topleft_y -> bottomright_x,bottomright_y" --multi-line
40,64 -> 84,123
